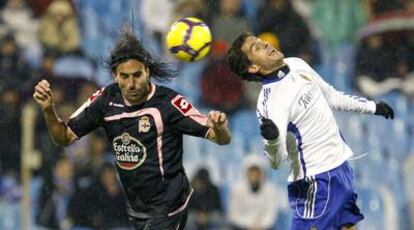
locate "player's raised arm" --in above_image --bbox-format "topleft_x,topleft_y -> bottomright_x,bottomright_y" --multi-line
296,58 -> 394,119
33,79 -> 77,146
206,111 -> 231,145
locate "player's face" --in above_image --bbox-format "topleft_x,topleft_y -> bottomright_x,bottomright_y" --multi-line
113,59 -> 151,105
241,36 -> 284,75
247,167 -> 262,182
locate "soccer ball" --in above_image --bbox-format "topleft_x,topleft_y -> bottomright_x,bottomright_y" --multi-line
166,17 -> 212,62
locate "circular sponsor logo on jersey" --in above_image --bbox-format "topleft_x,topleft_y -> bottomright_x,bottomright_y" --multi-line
121,133 -> 131,145
113,133 -> 146,170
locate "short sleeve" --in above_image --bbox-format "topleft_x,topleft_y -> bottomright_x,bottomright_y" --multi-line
168,94 -> 210,138
67,87 -> 106,138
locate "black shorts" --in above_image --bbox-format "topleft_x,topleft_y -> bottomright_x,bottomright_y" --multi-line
128,209 -> 188,230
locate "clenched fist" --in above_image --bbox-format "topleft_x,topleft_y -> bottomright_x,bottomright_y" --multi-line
260,117 -> 279,140
374,101 -> 394,119
33,79 -> 54,111
207,111 -> 228,130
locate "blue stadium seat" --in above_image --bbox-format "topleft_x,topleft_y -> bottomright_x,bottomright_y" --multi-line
357,187 -> 385,230
183,136 -> 204,161
0,201 -> 20,230
274,210 -> 292,230
230,110 -> 261,153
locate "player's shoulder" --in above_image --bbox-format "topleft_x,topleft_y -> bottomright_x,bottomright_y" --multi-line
284,57 -> 309,69
154,85 -> 179,99
92,83 -> 118,101
69,83 -> 116,119
155,85 -> 197,116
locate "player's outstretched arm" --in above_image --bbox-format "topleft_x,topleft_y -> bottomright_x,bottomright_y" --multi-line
206,111 -> 231,145
33,79 -> 77,146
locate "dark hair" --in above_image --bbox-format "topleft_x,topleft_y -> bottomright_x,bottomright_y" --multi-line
106,26 -> 176,82
226,32 -> 261,82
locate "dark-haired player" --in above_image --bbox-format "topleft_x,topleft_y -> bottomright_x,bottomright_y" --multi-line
226,32 -> 394,230
33,28 -> 231,229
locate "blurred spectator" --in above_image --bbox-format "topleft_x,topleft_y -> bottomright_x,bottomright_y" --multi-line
65,132 -> 108,228
397,32 -> 414,97
0,172 -> 21,202
211,0 -> 251,45
27,0 -> 75,18
227,154 -> 279,230
0,86 -> 21,176
93,163 -> 129,229
140,0 -> 175,53
187,167 -> 224,229
27,0 -> 54,17
0,0 -> 40,52
355,35 -> 401,97
311,0 -> 367,90
38,0 -> 81,55
311,0 -> 367,48
200,50 -> 244,114
257,0 -> 314,63
68,162 -> 129,229
367,0 -> 404,18
0,34 -> 30,91
36,155 -> 74,229
406,0 -> 414,9
173,0 -> 211,23
69,131 -> 107,178
31,50 -> 58,82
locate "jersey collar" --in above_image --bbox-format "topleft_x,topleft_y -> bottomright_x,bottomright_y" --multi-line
262,64 -> 290,85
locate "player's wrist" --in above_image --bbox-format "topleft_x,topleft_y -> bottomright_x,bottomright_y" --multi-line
263,138 -> 279,146
42,105 -> 55,114
212,124 -> 227,133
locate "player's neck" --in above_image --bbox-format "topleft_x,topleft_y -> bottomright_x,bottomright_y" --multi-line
262,61 -> 286,76
261,62 -> 290,84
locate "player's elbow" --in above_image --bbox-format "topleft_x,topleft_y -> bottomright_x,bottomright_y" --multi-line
269,157 -> 283,169
52,138 -> 74,147
51,131 -> 77,147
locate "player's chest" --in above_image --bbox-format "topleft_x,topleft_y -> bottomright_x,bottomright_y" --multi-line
102,105 -> 169,142
103,109 -> 168,170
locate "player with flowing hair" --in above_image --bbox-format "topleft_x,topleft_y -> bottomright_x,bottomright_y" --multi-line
33,27 -> 231,229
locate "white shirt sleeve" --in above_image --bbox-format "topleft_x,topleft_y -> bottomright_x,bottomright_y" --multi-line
296,58 -> 376,114
257,94 -> 290,169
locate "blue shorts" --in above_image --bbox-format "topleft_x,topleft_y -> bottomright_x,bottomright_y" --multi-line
287,162 -> 364,230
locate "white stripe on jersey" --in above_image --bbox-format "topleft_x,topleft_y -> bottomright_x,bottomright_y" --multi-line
257,58 -> 376,182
